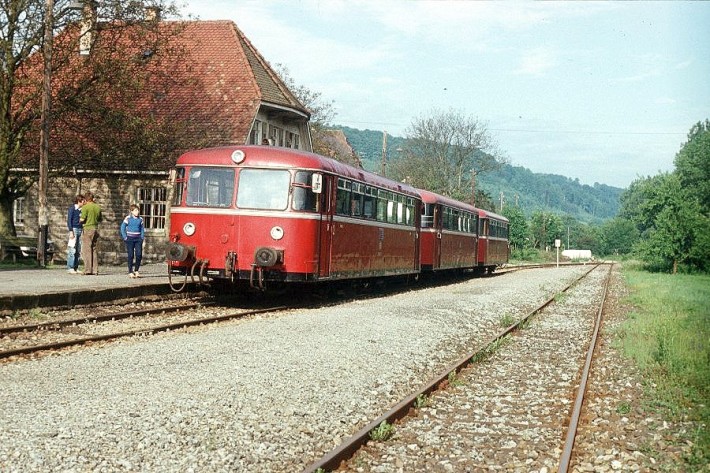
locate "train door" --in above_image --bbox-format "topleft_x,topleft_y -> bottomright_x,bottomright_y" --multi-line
479,217 -> 489,266
317,175 -> 333,278
433,205 -> 442,269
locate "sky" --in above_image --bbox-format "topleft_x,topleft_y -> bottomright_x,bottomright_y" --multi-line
181,1 -> 709,189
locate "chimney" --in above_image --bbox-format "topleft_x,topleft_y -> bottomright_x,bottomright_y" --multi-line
145,6 -> 161,22
79,1 -> 97,55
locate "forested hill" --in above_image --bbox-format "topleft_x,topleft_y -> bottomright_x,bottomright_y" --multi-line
338,125 -> 623,223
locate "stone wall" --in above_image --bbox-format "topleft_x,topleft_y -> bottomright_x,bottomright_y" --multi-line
17,171 -> 171,267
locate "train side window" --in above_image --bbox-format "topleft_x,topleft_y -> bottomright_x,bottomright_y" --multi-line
376,189 -> 389,222
405,198 -> 416,226
363,186 -> 376,219
351,182 -> 365,216
396,195 -> 404,224
336,178 -> 351,215
292,171 -> 318,212
422,203 -> 434,228
172,167 -> 186,206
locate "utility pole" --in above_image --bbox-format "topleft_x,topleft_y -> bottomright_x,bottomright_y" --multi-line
37,0 -> 55,267
499,191 -> 504,212
470,169 -> 477,206
380,130 -> 387,177
37,0 -> 85,266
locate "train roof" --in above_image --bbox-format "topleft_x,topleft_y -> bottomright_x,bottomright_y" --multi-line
476,208 -> 509,223
416,189 -> 478,213
177,146 -> 421,198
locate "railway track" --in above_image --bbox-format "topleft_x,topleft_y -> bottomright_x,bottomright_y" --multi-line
0,264 -> 556,362
304,263 -> 611,472
0,301 -> 289,361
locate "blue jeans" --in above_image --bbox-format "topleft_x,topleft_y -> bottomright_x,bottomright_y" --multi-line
67,228 -> 83,270
125,238 -> 143,273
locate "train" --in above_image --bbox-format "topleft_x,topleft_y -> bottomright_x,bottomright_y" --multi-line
166,146 -> 509,292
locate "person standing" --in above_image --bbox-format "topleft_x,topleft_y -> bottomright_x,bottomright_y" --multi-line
120,204 -> 145,278
79,191 -> 102,275
66,194 -> 85,274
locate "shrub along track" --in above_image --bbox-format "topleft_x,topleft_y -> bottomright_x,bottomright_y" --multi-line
305,263 -> 611,472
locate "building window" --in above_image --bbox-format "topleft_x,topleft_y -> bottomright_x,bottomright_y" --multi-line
137,187 -> 167,230
250,120 -> 263,145
271,126 -> 284,146
286,131 -> 300,148
13,198 -> 25,228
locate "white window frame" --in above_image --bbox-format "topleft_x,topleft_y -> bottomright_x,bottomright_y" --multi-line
13,197 -> 25,229
137,187 -> 167,231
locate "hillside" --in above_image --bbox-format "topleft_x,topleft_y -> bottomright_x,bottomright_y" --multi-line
338,125 -> 623,223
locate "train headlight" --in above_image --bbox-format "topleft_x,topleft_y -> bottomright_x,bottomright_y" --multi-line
231,150 -> 246,164
270,226 -> 284,240
183,222 -> 196,236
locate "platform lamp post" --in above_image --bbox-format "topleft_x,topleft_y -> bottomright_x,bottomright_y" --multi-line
37,0 -> 84,266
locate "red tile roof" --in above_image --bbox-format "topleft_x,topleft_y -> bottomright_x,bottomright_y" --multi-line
16,19 -> 310,169
153,20 -> 309,144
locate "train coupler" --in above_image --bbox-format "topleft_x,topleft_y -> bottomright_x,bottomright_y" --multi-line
249,264 -> 266,291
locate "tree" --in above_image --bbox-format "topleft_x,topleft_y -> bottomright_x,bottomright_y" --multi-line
502,205 -> 528,253
529,211 -> 563,251
621,173 -> 707,273
274,64 -> 340,158
597,217 -> 639,256
0,0 -> 186,237
388,108 -> 506,203
674,119 -> 710,215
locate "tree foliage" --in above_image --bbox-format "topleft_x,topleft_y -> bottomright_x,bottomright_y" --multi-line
0,0 -> 190,236
621,172 -> 709,273
596,217 -> 639,256
674,119 -> 710,215
502,205 -> 528,252
528,211 -> 564,250
388,108 -> 506,203
340,125 -> 621,222
273,64 -> 341,159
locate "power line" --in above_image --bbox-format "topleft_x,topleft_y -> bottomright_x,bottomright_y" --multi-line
490,128 -> 686,136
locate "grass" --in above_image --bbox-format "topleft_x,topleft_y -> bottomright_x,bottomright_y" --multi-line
618,267 -> 709,468
369,420 -> 395,442
413,393 -> 430,409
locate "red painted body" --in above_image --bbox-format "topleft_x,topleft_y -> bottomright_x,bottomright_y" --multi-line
476,209 -> 510,271
417,189 -> 478,271
167,146 -> 421,286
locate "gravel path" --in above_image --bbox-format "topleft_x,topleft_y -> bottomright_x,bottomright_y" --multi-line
0,266 -> 593,472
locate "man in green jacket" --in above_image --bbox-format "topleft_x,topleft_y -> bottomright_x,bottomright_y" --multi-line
79,191 -> 103,275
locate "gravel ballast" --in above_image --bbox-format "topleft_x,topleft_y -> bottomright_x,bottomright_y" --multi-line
1,266 -> 594,472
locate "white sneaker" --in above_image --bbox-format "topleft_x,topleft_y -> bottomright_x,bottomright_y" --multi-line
129,272 -> 136,278
67,269 -> 77,274
134,272 -> 140,278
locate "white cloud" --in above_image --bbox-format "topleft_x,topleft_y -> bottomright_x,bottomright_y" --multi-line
514,48 -> 556,76
655,97 -> 677,105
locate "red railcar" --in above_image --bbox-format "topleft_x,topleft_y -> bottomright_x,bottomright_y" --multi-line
166,146 -> 421,289
417,189 -> 478,272
476,208 -> 510,273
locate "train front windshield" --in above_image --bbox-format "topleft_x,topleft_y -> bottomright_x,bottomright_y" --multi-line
237,169 -> 290,210
176,166 -> 315,211
186,167 -> 234,207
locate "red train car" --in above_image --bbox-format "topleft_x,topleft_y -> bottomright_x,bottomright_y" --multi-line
417,189 -> 478,272
166,146 -> 421,289
476,208 -> 510,273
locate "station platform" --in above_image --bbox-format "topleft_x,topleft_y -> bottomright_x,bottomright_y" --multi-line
0,263 -> 194,313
